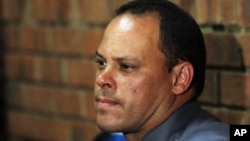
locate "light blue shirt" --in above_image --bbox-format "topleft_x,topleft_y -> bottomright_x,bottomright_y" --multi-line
142,101 -> 229,141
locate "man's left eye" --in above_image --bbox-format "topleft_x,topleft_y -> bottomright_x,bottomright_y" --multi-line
95,60 -> 107,70
120,63 -> 135,71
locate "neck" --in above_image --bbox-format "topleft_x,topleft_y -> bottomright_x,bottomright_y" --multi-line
124,93 -> 193,141
125,133 -> 143,141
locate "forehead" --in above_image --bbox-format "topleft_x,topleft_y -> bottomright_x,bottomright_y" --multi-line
98,13 -> 162,59
108,13 -> 159,34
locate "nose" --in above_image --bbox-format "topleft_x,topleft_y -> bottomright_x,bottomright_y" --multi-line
96,68 -> 116,90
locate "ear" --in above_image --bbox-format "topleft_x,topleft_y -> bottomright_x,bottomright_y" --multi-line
171,62 -> 194,95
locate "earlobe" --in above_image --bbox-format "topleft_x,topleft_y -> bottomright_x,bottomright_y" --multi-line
171,62 -> 194,95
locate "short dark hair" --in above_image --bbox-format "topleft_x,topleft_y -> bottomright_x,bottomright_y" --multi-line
116,0 -> 206,99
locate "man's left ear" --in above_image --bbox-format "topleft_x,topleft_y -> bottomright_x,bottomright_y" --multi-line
171,62 -> 194,95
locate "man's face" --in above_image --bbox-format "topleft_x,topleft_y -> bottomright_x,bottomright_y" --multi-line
94,13 -> 174,133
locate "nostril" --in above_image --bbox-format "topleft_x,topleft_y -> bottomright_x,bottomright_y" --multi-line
96,77 -> 113,90
96,74 -> 106,87
102,83 -> 112,89
95,70 -> 115,90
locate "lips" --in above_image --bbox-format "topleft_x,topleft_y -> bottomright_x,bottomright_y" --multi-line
96,97 -> 119,108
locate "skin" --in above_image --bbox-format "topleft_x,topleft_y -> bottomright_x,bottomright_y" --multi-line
94,13 -> 194,141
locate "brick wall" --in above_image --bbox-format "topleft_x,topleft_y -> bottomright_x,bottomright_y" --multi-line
1,0 -> 250,140
175,0 -> 250,124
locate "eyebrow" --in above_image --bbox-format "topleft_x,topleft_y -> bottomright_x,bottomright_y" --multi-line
113,56 -> 138,63
96,51 -> 105,59
96,51 -> 139,63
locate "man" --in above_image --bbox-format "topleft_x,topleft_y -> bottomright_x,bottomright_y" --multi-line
94,0 -> 229,141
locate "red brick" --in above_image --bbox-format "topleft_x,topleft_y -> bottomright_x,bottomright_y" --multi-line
0,0 -> 22,21
195,0 -> 208,24
235,34 -> 250,67
241,113 -> 250,124
35,27 -> 49,52
220,0 -> 238,25
57,0 -> 73,22
19,84 -> 56,112
33,0 -> 57,22
8,111 -> 71,140
175,0 -> 225,25
3,54 -> 35,81
80,0 -> 112,23
175,0 -> 222,24
19,55 -> 35,80
4,54 -> 21,79
33,0 -> 76,23
220,72 -> 250,108
82,29 -> 104,56
238,0 -> 250,26
54,88 -> 97,119
174,0 -> 209,24
19,26 -> 36,51
55,89 -> 82,116
49,28 -> 81,55
205,107 -> 244,124
177,0 -> 238,25
245,76 -> 250,108
12,26 -> 49,52
206,0 -> 221,24
3,26 -> 19,49
80,93 -> 96,120
199,70 -> 219,104
67,59 -> 97,88
4,0 -> 250,140
34,56 -> 61,83
109,0 -> 132,12
204,33 -> 243,68
5,83 -> 22,107
177,0 -> 196,18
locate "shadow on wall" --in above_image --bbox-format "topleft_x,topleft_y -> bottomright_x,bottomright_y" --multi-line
201,33 -> 250,124
0,22 -> 7,140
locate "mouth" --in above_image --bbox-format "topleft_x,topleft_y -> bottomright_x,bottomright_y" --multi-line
95,97 -> 119,109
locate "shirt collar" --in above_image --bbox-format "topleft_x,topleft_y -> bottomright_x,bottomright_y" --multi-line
142,100 -> 201,141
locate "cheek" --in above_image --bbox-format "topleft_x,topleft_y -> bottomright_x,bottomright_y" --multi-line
119,76 -> 156,108
120,73 -> 169,106
118,76 -> 147,95
119,81 -> 160,129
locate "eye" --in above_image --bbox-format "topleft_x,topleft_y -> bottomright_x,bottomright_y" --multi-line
95,59 -> 107,70
120,63 -> 135,72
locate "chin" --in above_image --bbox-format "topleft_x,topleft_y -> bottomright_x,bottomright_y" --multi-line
97,122 -> 122,132
97,116 -> 124,132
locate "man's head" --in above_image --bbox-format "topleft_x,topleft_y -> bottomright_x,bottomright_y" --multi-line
94,0 -> 206,140
116,0 -> 206,99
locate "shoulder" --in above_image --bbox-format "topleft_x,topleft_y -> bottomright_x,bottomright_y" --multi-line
176,109 -> 229,141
